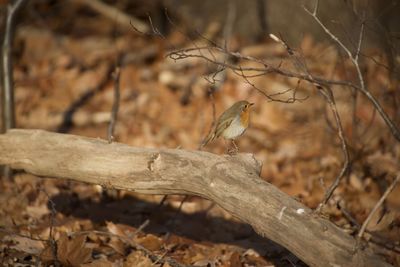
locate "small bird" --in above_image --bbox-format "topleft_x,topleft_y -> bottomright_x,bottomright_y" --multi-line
202,100 -> 254,153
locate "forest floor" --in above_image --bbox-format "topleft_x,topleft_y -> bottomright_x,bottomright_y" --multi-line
1,1 -> 400,266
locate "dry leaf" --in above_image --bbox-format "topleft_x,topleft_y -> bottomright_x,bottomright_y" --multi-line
136,234 -> 163,251
123,251 -> 153,267
4,235 -> 44,254
106,221 -> 137,237
107,237 -> 126,255
228,251 -> 242,267
81,258 -> 116,267
26,204 -> 50,219
368,210 -> 398,232
57,232 -> 92,266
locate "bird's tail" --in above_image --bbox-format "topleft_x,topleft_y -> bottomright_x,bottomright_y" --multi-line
201,131 -> 215,148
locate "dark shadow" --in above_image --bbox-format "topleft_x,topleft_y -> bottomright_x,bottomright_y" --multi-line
57,65 -> 113,133
50,191 -> 307,267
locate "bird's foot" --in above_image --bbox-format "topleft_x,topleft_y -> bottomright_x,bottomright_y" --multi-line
227,140 -> 239,155
227,147 -> 238,155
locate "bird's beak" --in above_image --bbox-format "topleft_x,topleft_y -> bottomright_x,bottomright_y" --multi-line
249,103 -> 255,107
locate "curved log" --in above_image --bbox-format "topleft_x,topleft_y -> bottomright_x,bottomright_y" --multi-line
0,129 -> 391,267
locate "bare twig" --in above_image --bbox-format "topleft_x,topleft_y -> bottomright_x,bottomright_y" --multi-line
316,87 -> 350,211
135,15 -> 397,256
0,188 -> 63,266
132,219 -> 150,237
304,2 -> 400,142
169,45 -> 350,100
312,0 -> 319,15
336,201 -> 400,254
107,66 -> 121,143
70,0 -> 149,33
1,0 -> 27,179
357,175 -> 400,241
163,9 -> 400,142
355,22 -> 365,62
41,189 -> 60,266
359,106 -> 377,139
337,201 -> 360,228
235,66 -> 305,103
350,86 -> 359,143
269,34 -> 350,210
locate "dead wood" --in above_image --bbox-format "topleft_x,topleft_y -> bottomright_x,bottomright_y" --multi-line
0,129 -> 392,267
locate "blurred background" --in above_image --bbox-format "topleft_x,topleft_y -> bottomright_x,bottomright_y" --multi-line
1,0 -> 400,266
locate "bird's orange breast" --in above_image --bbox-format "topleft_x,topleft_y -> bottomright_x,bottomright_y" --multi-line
240,108 -> 250,127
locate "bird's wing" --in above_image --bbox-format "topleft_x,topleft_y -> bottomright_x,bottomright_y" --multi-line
202,116 -> 234,146
202,105 -> 236,146
202,130 -> 216,146
214,116 -> 234,138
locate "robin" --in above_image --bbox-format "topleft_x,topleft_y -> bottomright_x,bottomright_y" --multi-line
202,100 -> 254,153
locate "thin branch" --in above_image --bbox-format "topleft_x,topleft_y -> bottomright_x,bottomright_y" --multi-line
357,175 -> 400,241
337,201 -> 400,254
132,219 -> 150,236
359,106 -> 377,139
304,6 -> 353,60
164,10 -> 400,142
236,67 -> 303,103
269,34 -> 350,210
355,22 -> 365,62
1,1 -> 23,129
70,0 -> 149,33
167,45 -> 357,91
312,0 -> 319,15
107,66 -> 121,143
337,201 -> 360,228
304,2 -> 400,142
41,188 -> 60,266
1,0 -> 27,179
316,86 -> 351,211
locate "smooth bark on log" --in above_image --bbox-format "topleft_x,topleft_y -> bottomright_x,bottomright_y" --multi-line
0,129 -> 391,267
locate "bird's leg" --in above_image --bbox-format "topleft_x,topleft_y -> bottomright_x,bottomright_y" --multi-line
224,139 -> 230,154
232,140 -> 239,153
227,139 -> 239,155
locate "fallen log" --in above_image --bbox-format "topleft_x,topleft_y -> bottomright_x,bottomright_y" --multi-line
0,129 -> 391,267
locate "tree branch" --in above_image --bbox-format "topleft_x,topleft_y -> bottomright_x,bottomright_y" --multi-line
316,86 -> 350,211
70,0 -> 149,33
107,66 -> 121,143
304,3 -> 400,142
1,0 -> 27,179
0,129 -> 391,267
358,175 -> 400,241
